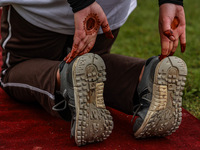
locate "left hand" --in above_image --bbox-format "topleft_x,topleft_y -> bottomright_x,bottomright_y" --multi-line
159,3 -> 186,60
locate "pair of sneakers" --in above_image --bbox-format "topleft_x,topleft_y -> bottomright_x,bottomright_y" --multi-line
55,53 -> 187,146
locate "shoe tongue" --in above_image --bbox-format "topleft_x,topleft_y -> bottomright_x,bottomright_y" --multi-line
137,56 -> 160,101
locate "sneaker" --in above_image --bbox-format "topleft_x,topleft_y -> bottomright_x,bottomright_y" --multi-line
132,56 -> 187,138
56,53 -> 114,146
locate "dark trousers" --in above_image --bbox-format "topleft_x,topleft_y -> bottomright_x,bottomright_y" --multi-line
0,6 -> 145,118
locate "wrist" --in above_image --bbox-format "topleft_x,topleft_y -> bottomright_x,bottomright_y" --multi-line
68,0 -> 95,13
158,0 -> 183,7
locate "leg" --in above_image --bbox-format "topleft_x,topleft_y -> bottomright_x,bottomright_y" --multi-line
1,59 -> 61,117
133,56 -> 188,138
0,6 -> 73,119
58,53 -> 114,146
90,28 -> 146,114
102,53 -> 145,114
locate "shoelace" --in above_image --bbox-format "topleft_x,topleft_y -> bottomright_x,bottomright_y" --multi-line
52,100 -> 76,138
52,100 -> 67,111
131,103 -> 143,123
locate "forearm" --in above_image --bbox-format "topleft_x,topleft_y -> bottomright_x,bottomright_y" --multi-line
0,1 -> 9,7
68,0 -> 95,13
0,0 -> 58,7
158,0 -> 183,6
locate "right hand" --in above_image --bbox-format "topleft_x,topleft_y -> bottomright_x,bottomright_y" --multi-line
64,2 -> 114,63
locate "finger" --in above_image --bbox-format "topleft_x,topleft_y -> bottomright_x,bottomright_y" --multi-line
65,53 -> 74,64
161,37 -> 170,55
179,31 -> 186,53
159,23 -> 170,60
74,41 -> 89,57
64,53 -> 70,62
163,30 -> 175,41
181,43 -> 186,53
101,19 -> 114,39
164,41 -> 173,57
64,48 -> 74,62
168,17 -> 180,56
64,50 -> 73,62
161,17 -> 180,42
64,50 -> 76,63
159,54 -> 167,60
163,16 -> 179,41
169,51 -> 175,56
160,15 -> 175,41
70,33 -> 89,59
64,47 -> 74,62
65,44 -> 79,63
79,47 -> 91,56
77,35 -> 96,56
170,39 -> 179,56
79,42 -> 94,56
66,53 -> 76,63
64,32 -> 82,63
77,40 -> 87,54
169,40 -> 173,55
159,36 -> 170,60
161,16 -> 171,33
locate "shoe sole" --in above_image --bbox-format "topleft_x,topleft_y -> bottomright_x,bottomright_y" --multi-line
72,53 -> 114,146
134,56 -> 187,138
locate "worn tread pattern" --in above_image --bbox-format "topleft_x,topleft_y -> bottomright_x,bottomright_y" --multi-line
72,53 -> 113,146
134,56 -> 187,138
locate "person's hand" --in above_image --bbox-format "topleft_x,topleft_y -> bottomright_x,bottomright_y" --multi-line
159,3 -> 186,60
64,2 -> 114,63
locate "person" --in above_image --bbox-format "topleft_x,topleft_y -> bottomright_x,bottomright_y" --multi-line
0,0 -> 187,146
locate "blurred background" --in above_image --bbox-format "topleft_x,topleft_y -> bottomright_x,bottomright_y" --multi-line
111,0 -> 200,119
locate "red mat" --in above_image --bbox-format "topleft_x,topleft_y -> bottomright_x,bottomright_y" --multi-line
0,8 -> 200,150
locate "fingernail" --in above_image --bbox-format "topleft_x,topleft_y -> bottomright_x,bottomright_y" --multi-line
164,30 -> 173,36
159,54 -> 167,60
169,52 -> 175,56
105,30 -> 114,39
164,30 -> 175,41
66,59 -> 71,64
65,56 -> 70,63
169,36 -> 175,41
181,43 -> 186,53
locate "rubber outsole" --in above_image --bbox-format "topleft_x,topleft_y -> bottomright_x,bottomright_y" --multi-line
72,53 -> 114,146
134,56 -> 187,138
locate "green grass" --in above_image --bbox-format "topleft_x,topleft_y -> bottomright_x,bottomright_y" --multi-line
111,0 -> 200,119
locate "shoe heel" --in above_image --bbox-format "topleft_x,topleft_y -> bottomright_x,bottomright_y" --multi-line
135,56 -> 187,138
72,53 -> 113,146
